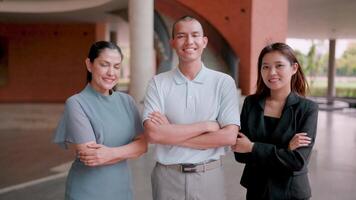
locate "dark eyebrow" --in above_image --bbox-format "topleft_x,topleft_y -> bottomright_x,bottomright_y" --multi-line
100,60 -> 111,64
192,31 -> 202,35
99,60 -> 121,66
274,61 -> 284,64
175,32 -> 186,36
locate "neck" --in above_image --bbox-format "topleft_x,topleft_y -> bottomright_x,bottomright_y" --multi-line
89,82 -> 110,96
178,60 -> 202,80
269,88 -> 291,102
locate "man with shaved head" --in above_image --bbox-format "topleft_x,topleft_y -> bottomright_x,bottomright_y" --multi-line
143,16 -> 240,200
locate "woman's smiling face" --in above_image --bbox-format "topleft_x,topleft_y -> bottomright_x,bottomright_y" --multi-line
86,48 -> 122,95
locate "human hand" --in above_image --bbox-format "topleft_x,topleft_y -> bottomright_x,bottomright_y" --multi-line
148,111 -> 170,125
79,144 -> 115,166
288,132 -> 311,150
231,132 -> 254,153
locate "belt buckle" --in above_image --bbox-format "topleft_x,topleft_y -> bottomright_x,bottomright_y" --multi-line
181,163 -> 197,173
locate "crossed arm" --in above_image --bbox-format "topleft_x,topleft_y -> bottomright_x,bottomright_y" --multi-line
76,134 -> 147,167
233,101 -> 318,172
144,112 -> 238,149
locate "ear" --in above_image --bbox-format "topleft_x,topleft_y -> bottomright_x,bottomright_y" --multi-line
169,38 -> 174,48
202,36 -> 208,48
292,62 -> 298,74
85,58 -> 92,72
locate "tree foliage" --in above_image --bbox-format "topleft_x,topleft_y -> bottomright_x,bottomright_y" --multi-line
296,42 -> 328,78
337,43 -> 356,76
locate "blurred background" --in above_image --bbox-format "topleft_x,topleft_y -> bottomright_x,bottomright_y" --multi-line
0,0 -> 355,199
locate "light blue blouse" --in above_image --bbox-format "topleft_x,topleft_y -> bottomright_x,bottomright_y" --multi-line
53,84 -> 143,200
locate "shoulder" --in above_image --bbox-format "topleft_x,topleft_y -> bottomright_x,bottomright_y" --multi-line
147,70 -> 177,92
241,94 -> 263,113
65,85 -> 95,106
204,68 -> 236,90
244,94 -> 260,104
65,94 -> 82,107
152,69 -> 175,82
62,94 -> 86,116
114,91 -> 135,104
296,96 -> 319,111
205,67 -> 233,80
114,92 -> 141,113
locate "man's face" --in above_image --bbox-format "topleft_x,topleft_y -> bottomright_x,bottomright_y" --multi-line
170,20 -> 208,63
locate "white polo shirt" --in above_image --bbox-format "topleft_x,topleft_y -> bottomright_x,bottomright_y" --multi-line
143,64 -> 240,165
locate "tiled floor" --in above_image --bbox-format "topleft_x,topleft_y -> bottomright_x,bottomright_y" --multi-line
0,104 -> 355,200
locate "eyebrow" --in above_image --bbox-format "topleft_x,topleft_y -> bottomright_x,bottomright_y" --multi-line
175,31 -> 202,36
262,61 -> 284,64
99,60 -> 121,65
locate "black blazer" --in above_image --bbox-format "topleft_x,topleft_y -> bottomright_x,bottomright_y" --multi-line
235,92 -> 318,200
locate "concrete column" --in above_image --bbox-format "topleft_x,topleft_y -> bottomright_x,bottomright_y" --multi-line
327,39 -> 336,105
128,0 -> 155,105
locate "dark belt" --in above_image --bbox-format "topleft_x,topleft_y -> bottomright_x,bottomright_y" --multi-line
158,159 -> 222,173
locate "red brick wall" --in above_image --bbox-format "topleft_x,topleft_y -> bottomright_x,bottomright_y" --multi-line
0,23 -> 95,102
157,0 -> 288,95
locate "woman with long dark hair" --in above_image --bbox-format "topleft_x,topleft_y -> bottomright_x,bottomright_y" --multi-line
233,42 -> 318,200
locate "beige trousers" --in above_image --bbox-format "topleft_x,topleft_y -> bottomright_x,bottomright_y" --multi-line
151,162 -> 226,200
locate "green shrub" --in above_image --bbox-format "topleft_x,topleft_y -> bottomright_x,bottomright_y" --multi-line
309,86 -> 356,97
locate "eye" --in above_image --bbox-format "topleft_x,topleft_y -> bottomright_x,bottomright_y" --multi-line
176,34 -> 186,39
114,65 -> 120,70
262,65 -> 269,70
276,64 -> 285,68
100,63 -> 109,67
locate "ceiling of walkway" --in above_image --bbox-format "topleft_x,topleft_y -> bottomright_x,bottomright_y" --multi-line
0,0 -> 355,39
0,0 -> 128,23
288,0 -> 356,39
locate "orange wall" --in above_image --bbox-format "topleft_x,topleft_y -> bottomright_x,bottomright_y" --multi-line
166,0 -> 288,95
250,0 -> 288,93
0,23 -> 95,102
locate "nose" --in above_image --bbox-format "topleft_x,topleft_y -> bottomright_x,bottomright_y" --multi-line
107,66 -> 114,76
269,66 -> 277,75
186,35 -> 193,44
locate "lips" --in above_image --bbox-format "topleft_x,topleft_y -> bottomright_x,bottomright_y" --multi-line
183,47 -> 196,53
268,78 -> 280,83
102,77 -> 116,83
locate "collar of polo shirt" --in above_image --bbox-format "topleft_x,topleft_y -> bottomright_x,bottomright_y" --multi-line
173,64 -> 207,85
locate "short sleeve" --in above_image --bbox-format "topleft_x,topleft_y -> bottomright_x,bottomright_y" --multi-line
142,78 -> 163,123
53,97 -> 96,149
217,76 -> 240,127
127,95 -> 144,136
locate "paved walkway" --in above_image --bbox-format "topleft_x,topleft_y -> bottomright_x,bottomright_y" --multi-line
0,104 -> 356,200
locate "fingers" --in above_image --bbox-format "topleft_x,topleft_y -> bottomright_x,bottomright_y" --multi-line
87,143 -> 103,149
289,133 -> 312,150
149,115 -> 163,125
148,112 -> 169,125
295,133 -> 312,144
79,154 -> 96,162
79,153 -> 102,166
237,132 -> 246,138
82,160 -> 98,167
79,148 -> 97,156
78,149 -> 98,162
